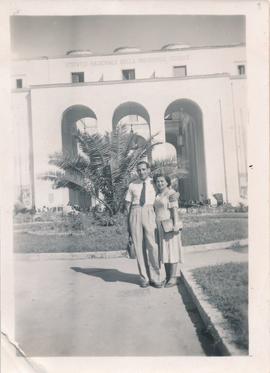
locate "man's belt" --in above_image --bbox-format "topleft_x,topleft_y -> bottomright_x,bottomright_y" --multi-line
131,204 -> 153,207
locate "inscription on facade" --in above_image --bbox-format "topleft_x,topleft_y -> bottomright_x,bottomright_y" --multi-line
66,54 -> 189,68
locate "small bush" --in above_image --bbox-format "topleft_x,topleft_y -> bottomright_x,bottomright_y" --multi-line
14,200 -> 29,215
234,203 -> 248,213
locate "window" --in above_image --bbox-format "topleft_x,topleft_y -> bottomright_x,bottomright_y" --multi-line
129,114 -> 139,122
71,72 -> 85,83
173,66 -> 187,77
16,79 -> 23,88
122,69 -> 135,80
237,65 -> 246,75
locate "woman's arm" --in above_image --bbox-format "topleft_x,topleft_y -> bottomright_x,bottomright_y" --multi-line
171,207 -> 180,232
168,189 -> 182,232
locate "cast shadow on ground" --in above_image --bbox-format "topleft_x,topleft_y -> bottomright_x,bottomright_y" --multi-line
71,267 -> 140,285
177,277 -> 222,356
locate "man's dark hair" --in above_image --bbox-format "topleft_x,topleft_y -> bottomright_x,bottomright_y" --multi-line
137,160 -> 150,169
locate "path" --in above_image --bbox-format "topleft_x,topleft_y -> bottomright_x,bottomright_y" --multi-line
14,245 -> 247,357
15,257 -> 208,357
184,245 -> 248,270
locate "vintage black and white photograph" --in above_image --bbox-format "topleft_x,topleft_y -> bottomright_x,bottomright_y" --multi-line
9,13 -> 250,360
2,0 -> 270,371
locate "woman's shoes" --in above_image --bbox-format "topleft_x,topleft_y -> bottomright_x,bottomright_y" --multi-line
164,278 -> 178,288
140,279 -> 177,288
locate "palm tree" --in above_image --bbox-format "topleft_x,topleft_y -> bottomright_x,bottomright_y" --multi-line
42,127 -> 160,216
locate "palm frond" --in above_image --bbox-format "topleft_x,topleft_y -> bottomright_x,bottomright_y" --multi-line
76,132 -> 110,168
44,129 -> 168,215
48,152 -> 88,175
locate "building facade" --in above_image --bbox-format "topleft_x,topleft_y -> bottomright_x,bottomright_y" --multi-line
12,43 -> 248,209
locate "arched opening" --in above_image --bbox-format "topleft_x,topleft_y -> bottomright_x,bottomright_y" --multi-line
164,99 -> 207,203
112,101 -> 151,142
61,105 -> 97,208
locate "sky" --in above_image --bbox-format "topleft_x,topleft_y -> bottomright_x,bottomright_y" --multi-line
10,15 -> 245,59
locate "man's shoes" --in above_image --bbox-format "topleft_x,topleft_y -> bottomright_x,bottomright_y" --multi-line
140,281 -> 150,288
150,281 -> 163,289
164,278 -> 177,288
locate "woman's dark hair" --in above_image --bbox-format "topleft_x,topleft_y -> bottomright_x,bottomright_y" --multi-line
153,173 -> 171,187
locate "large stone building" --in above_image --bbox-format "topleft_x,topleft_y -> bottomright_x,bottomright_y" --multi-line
12,42 -> 248,209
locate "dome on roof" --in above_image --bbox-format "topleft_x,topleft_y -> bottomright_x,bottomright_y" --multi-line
66,50 -> 93,56
161,43 -> 191,51
113,47 -> 141,54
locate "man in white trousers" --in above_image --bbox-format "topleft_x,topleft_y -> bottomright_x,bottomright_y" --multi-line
125,161 -> 161,288
125,161 -> 178,288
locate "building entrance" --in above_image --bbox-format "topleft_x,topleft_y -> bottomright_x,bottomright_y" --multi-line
61,105 -> 97,209
112,101 -> 151,140
164,99 -> 207,203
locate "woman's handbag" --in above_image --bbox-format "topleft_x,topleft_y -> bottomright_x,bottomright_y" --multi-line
161,218 -> 174,233
161,211 -> 183,233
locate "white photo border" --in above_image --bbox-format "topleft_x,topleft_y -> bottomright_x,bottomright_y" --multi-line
1,1 -> 269,372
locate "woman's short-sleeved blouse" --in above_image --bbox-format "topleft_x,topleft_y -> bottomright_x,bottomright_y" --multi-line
154,189 -> 179,221
168,189 -> 179,209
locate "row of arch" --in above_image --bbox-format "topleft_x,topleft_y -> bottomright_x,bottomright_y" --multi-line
61,99 -> 207,207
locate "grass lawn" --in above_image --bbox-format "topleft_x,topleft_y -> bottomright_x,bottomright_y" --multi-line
13,214 -> 248,254
181,216 -> 247,246
14,225 -> 129,253
191,262 -> 248,350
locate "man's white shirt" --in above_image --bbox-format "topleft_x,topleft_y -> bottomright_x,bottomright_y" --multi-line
125,177 -> 156,205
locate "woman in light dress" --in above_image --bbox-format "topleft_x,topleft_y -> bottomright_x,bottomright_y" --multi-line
153,174 -> 183,287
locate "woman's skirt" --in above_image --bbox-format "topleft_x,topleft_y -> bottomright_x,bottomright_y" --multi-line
157,221 -> 183,264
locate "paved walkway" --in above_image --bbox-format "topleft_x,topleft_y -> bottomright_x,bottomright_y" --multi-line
14,246 -> 247,357
184,245 -> 248,270
15,257 -> 207,357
